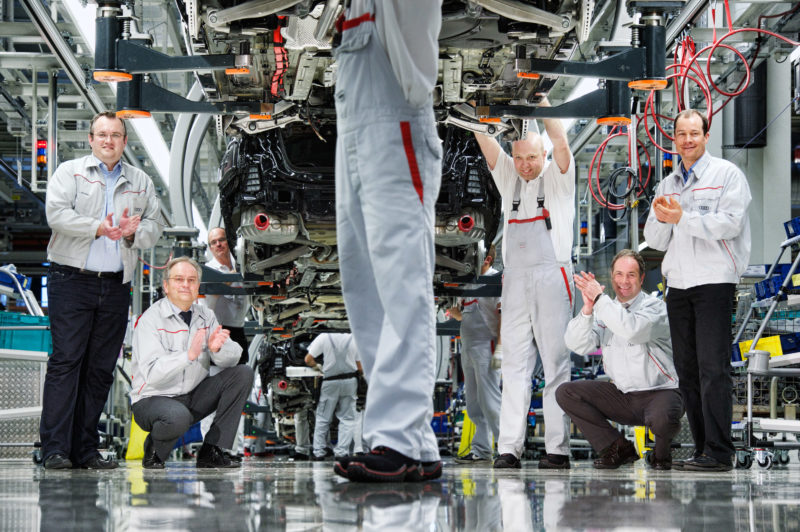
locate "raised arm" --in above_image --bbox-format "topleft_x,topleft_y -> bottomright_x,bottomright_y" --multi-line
539,97 -> 571,174
474,133 -> 502,171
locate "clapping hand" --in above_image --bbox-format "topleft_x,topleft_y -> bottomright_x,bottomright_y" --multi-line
573,271 -> 605,314
207,325 -> 230,353
119,207 -> 141,238
652,196 -> 682,224
97,214 -> 122,240
188,328 -> 206,361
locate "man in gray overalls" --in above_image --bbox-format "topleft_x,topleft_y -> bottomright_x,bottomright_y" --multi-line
448,245 -> 502,463
333,0 -> 443,482
475,98 -> 576,469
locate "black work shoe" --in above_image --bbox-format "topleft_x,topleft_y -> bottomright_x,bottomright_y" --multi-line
454,453 -> 491,464
345,446 -> 419,482
43,453 -> 73,470
671,452 -> 702,471
652,457 -> 672,471
333,454 -> 355,478
311,453 -> 328,462
407,460 -> 443,482
81,455 -> 119,470
196,443 -> 241,469
539,453 -> 571,469
143,435 -> 165,469
493,453 -> 522,469
292,452 -> 310,461
683,453 -> 733,472
593,438 -> 638,469
224,451 -> 242,463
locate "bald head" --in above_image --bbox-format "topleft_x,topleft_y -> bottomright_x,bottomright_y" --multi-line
511,134 -> 546,181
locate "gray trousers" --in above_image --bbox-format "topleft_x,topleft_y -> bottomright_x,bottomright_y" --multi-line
313,378 -> 358,458
555,380 -> 684,460
461,338 -> 501,458
132,365 -> 254,461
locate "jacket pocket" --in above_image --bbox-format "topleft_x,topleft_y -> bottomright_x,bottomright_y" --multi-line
691,187 -> 722,215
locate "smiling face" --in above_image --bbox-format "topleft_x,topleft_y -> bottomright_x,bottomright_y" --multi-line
88,115 -> 127,169
674,113 -> 709,170
611,255 -> 644,303
163,260 -> 201,311
511,136 -> 546,181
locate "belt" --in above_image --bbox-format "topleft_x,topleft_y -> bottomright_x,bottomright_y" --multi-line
52,263 -> 123,280
323,371 -> 360,382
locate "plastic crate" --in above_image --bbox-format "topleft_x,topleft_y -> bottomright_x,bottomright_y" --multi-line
0,312 -> 52,354
784,217 -> 800,238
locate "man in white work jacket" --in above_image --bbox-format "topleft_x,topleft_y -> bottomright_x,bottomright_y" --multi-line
333,0 -> 443,482
557,249 -> 684,470
448,245 -> 502,463
474,98 -> 576,469
643,109 -> 751,472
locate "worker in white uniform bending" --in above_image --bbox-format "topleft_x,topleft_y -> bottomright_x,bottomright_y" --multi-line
304,333 -> 362,460
557,249 -> 683,470
333,0 -> 443,482
448,245 -> 502,463
475,97 -> 576,469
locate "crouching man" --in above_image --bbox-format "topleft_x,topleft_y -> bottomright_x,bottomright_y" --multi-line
556,250 -> 683,470
131,257 -> 254,469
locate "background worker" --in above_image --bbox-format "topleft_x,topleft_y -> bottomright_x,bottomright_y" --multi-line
203,227 -> 249,358
333,0 -> 443,482
474,97 -> 576,469
448,245 -> 502,464
643,109 -> 751,472
41,111 -> 162,470
304,333 -> 362,460
557,250 -> 683,470
130,257 -> 253,469
201,226 -> 250,461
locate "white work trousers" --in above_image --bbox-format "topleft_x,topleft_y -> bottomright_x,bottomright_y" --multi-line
334,14 -> 442,462
313,379 -> 358,458
499,264 -> 573,456
461,338 -> 501,458
499,207 -> 573,457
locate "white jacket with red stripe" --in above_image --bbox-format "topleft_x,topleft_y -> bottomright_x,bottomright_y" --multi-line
643,151 -> 751,289
130,298 -> 242,403
564,290 -> 678,393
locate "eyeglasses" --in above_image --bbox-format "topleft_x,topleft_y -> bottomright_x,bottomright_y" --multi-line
92,132 -> 125,141
168,276 -> 200,285
209,238 -> 227,246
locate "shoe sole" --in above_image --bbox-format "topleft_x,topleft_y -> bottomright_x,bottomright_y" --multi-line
493,463 -> 522,469
333,462 -> 349,479
143,463 -> 165,470
407,462 -> 442,482
347,461 -> 417,483
683,464 -> 732,472
539,463 -> 571,469
196,463 -> 241,469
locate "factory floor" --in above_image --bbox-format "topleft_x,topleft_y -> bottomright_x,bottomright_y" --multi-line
2,455 -> 799,531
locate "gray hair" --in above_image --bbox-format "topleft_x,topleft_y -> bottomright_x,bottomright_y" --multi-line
164,256 -> 202,280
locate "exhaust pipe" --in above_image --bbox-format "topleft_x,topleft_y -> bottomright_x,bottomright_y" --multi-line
458,215 -> 475,233
254,213 -> 270,230
277,380 -> 288,390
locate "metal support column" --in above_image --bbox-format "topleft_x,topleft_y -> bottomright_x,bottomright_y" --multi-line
47,69 -> 57,182
30,66 -> 37,189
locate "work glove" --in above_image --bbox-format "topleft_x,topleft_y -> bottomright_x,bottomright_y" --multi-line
491,344 -> 503,370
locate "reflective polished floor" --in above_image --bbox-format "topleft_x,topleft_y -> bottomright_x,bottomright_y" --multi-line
2,455 -> 800,531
